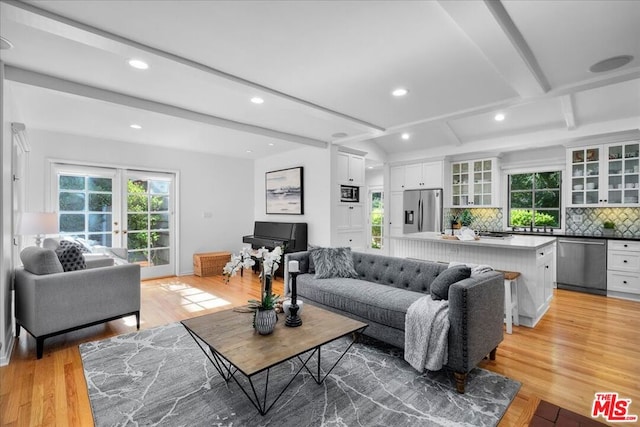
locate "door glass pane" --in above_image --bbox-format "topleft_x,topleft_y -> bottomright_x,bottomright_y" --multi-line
58,172 -> 114,246
88,177 -> 112,192
88,213 -> 112,232
88,193 -> 112,212
60,176 -> 85,190
59,214 -> 85,232
126,177 -> 172,270
60,193 -> 85,211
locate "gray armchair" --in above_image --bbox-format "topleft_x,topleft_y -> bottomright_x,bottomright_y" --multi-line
15,246 -> 141,359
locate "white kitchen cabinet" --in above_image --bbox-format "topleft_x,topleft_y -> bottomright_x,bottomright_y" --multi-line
336,152 -> 365,186
567,141 -> 640,206
389,191 -> 404,237
536,244 -> 555,306
607,240 -> 640,296
335,230 -> 365,252
390,166 -> 406,192
390,161 -> 443,191
450,158 -> 499,207
336,204 -> 364,230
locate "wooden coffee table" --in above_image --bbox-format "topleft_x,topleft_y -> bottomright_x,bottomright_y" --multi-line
181,304 -> 367,415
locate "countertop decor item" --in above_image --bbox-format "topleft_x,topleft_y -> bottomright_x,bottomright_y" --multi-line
602,221 -> 615,237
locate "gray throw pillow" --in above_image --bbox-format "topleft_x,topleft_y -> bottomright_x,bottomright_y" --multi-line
430,265 -> 471,300
20,246 -> 64,275
55,244 -> 87,272
311,247 -> 358,279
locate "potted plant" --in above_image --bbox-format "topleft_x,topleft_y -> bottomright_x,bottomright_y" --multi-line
460,209 -> 474,228
223,246 -> 283,335
602,220 -> 615,237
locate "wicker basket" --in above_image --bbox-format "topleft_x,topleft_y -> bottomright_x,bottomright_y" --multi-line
193,252 -> 231,277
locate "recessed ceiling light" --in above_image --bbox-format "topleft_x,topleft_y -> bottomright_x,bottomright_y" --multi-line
401,133 -> 410,140
589,55 -> 633,73
494,113 -> 505,122
392,88 -> 409,97
368,166 -> 374,169
130,124 -> 142,129
128,59 -> 149,70
0,36 -> 13,50
268,143 -> 275,146
250,97 -> 264,104
246,150 -> 253,153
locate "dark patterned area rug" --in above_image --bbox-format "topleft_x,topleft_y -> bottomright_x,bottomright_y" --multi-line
79,322 -> 520,426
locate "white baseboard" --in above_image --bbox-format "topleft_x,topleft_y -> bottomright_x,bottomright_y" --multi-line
0,333 -> 14,366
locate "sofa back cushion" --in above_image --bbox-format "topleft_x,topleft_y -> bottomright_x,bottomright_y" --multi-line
352,252 -> 446,294
20,246 -> 64,275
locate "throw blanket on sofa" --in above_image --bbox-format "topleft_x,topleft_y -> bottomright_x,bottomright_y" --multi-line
404,296 -> 450,372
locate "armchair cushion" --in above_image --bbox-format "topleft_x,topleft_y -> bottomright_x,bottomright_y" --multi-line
20,247 -> 64,275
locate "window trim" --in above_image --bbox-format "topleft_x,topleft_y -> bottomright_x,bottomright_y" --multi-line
501,164 -> 566,232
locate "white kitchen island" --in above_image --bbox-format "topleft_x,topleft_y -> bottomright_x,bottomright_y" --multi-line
389,233 -> 557,328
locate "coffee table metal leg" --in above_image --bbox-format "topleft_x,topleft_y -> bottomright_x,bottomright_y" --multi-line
302,326 -> 368,384
231,349 -> 319,415
185,328 -> 237,381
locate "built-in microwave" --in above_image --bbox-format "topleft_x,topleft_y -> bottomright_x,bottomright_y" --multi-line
340,185 -> 360,203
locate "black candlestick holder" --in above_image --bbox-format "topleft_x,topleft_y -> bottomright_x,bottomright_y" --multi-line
285,271 -> 302,327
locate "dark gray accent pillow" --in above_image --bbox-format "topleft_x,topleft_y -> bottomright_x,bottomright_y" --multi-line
430,265 -> 471,300
55,244 -> 87,272
20,246 -> 64,275
312,247 -> 358,279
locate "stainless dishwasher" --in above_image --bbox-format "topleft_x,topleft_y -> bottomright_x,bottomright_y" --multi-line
557,238 -> 607,295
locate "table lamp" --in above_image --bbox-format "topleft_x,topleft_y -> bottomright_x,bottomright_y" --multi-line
18,212 -> 58,247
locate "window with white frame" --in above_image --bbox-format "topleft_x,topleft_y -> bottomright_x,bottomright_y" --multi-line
508,171 -> 562,228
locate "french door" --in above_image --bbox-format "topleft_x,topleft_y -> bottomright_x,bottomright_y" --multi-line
52,164 -> 175,279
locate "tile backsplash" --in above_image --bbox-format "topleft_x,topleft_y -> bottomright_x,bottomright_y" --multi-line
445,208 -> 503,231
565,207 -> 640,237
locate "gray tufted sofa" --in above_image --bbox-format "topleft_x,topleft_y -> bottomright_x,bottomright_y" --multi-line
285,250 -> 504,393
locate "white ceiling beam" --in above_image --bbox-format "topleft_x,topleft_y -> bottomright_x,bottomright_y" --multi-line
559,95 -> 577,130
5,66 -> 328,149
441,122 -> 463,146
438,0 -> 550,98
387,117 -> 640,164
1,0 -> 385,134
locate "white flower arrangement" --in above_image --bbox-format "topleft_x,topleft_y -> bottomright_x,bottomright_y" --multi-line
223,245 -> 283,283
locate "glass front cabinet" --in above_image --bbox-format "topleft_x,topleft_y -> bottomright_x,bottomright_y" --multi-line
450,158 -> 498,207
567,142 -> 639,206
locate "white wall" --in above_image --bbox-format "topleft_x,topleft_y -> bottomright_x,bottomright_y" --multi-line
254,145 -> 331,247
25,129 -> 255,275
1,62 -> 14,365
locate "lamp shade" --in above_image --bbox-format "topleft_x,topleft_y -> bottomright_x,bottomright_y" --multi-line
18,212 -> 58,236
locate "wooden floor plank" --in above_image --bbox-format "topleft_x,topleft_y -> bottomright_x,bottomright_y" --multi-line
1,272 -> 638,426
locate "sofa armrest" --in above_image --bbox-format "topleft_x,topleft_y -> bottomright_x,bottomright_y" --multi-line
15,263 -> 141,336
446,271 -> 504,373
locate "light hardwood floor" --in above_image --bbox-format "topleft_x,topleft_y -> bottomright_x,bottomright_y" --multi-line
1,272 -> 638,426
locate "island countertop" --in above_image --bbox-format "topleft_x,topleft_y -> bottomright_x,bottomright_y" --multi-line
390,232 -> 556,250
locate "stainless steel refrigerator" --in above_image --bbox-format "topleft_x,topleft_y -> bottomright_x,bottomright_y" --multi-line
403,188 -> 443,234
